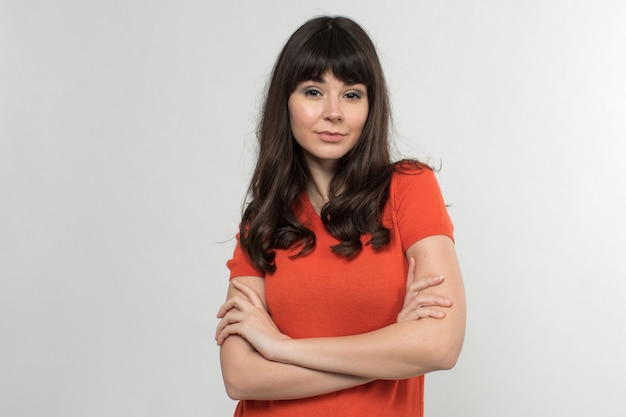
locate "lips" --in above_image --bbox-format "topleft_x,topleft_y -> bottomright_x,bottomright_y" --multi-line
316,131 -> 345,142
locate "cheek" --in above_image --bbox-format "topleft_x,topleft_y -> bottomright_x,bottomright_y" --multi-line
288,101 -> 303,128
289,105 -> 318,135
288,112 -> 303,139
352,107 -> 369,132
288,108 -> 307,144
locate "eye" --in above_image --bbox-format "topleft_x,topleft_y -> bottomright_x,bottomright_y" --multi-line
344,91 -> 362,100
304,88 -> 323,97
344,87 -> 367,100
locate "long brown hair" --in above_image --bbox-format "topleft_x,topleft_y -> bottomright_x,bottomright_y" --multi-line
241,16 -> 397,273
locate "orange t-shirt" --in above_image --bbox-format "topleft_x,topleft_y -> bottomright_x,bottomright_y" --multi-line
226,166 -> 454,417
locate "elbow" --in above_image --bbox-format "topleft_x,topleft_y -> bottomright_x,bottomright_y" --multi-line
222,371 -> 240,400
435,347 -> 461,371
220,352 -> 252,400
415,327 -> 464,374
220,337 -> 261,400
221,365 -> 253,400
431,336 -> 464,371
224,381 -> 244,401
430,316 -> 466,372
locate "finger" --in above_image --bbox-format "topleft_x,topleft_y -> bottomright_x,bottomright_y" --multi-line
215,310 -> 243,340
412,307 -> 446,319
398,307 -> 446,322
231,280 -> 266,309
216,295 -> 250,318
407,275 -> 445,293
216,300 -> 233,318
216,321 -> 243,346
216,297 -> 240,318
404,294 -> 452,309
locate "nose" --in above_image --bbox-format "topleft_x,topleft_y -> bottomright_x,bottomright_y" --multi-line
323,98 -> 343,122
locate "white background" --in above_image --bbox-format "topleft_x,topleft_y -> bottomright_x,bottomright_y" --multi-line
1,1 -> 625,416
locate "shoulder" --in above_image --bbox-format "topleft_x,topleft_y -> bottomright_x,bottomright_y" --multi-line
387,160 -> 454,249
392,159 -> 432,174
390,160 -> 438,196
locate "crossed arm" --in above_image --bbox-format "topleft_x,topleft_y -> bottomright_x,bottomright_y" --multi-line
216,235 -> 466,400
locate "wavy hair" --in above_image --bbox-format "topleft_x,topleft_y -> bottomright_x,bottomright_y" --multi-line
241,16 -> 400,273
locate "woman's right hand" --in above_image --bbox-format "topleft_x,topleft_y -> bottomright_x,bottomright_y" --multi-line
397,257 -> 452,323
215,280 -> 290,353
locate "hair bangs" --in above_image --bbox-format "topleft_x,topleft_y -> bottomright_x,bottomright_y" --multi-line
288,26 -> 374,92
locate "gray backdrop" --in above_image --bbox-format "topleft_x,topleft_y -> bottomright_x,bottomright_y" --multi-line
1,0 -> 625,416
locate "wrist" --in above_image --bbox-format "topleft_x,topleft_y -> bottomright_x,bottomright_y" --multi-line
265,335 -> 294,363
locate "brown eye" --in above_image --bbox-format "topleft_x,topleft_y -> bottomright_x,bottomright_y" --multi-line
344,91 -> 362,100
304,88 -> 322,97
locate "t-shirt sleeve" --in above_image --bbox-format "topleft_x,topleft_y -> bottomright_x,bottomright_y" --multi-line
226,232 -> 265,279
391,167 -> 454,252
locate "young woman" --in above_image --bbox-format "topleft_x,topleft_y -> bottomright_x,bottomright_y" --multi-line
216,15 -> 466,417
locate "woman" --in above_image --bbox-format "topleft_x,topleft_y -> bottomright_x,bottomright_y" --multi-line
216,15 -> 466,417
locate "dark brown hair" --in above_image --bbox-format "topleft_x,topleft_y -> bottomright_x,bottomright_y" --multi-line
241,16 -> 401,273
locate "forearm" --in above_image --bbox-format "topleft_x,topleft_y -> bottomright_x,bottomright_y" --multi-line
273,318 -> 464,380
220,335 -> 373,400
271,236 -> 466,380
218,237 -> 465,393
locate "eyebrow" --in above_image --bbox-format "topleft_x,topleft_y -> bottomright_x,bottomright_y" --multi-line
307,75 -> 364,87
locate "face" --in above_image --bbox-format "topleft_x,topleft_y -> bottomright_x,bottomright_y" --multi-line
288,71 -> 369,172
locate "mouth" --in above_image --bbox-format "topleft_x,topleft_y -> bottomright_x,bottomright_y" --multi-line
316,131 -> 346,142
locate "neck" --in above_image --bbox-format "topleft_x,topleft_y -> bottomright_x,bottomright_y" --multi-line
305,162 -> 335,214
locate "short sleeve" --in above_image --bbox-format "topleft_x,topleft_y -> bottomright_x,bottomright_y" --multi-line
226,232 -> 265,279
390,166 -> 454,252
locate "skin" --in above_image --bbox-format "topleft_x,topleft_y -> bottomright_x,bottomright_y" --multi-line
217,257 -> 458,400
287,72 -> 368,203
217,71 -> 466,400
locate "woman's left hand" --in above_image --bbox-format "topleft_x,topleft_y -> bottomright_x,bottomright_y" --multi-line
215,280 -> 291,360
397,256 -> 452,323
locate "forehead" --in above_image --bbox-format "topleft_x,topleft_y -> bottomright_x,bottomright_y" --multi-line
288,50 -> 371,89
302,71 -> 366,87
